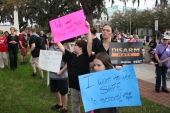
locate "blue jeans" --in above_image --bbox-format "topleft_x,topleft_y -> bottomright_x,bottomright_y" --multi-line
155,65 -> 168,90
121,38 -> 124,43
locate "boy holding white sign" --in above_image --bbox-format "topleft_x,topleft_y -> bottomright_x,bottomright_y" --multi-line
49,40 -> 68,113
57,21 -> 92,113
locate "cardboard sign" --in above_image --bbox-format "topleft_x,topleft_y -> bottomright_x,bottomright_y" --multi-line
79,65 -> 141,112
39,50 -> 62,73
109,42 -> 143,64
49,10 -> 88,42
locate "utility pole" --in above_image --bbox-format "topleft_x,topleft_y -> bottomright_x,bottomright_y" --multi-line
130,14 -> 131,35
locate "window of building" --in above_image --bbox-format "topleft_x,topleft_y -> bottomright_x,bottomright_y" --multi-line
141,30 -> 143,35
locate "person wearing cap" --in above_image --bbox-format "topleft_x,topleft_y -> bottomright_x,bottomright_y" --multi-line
155,35 -> 170,93
0,30 -> 8,69
127,35 -> 136,42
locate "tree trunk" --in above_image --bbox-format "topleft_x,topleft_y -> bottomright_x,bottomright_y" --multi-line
86,12 -> 93,27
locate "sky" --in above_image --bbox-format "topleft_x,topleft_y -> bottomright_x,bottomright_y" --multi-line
106,0 -> 156,9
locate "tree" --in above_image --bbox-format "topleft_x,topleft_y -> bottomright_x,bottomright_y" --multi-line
77,0 -> 106,27
152,4 -> 170,32
0,0 -> 81,29
110,9 -> 155,34
0,0 -> 168,30
116,0 -> 168,6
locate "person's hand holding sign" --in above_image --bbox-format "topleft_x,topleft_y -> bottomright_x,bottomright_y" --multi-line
56,70 -> 63,75
115,66 -> 122,71
86,21 -> 90,29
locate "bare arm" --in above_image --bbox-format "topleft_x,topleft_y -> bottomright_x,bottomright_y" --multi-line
46,39 -> 49,47
27,43 -> 35,55
155,54 -> 161,63
86,21 -> 92,57
19,41 -> 24,48
161,57 -> 170,63
57,42 -> 65,54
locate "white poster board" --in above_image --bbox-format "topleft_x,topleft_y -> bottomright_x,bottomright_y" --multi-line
39,50 -> 63,73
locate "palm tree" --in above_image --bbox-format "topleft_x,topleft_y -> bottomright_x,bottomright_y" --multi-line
78,0 -> 168,27
122,0 -> 168,6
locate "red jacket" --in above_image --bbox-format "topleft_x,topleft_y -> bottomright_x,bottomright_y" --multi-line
0,37 -> 7,52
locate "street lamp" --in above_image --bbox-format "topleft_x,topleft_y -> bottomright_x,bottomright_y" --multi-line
130,14 -> 131,35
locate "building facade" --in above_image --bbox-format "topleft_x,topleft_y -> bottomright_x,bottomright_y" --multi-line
0,9 -> 19,33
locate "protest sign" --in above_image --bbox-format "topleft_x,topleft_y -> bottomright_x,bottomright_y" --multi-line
49,10 -> 88,42
39,50 -> 62,73
109,42 -> 143,64
79,65 -> 141,112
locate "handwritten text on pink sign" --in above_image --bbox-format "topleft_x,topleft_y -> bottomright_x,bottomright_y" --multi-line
49,10 -> 88,42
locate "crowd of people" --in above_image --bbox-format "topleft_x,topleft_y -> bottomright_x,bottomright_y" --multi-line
0,21 -> 170,113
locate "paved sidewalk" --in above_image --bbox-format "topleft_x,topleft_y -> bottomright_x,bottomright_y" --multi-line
138,79 -> 170,108
134,64 -> 170,108
134,64 -> 170,88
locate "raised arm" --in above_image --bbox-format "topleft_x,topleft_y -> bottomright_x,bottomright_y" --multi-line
86,21 -> 92,57
57,42 -> 65,54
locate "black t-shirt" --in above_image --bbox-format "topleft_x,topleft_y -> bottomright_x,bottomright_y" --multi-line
29,35 -> 39,57
96,42 -> 109,55
40,34 -> 48,44
149,41 -> 157,49
95,39 -> 115,55
92,37 -> 101,52
90,37 -> 101,62
7,34 -> 19,48
95,41 -> 122,66
64,49 -> 90,90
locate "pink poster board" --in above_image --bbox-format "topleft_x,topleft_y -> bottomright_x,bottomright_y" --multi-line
49,10 -> 88,42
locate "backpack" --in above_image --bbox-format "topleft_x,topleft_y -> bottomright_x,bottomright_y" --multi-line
35,36 -> 46,50
146,36 -> 150,42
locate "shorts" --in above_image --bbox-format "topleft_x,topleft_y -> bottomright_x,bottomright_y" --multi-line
0,52 -> 7,59
50,79 -> 68,95
29,57 -> 39,67
20,48 -> 27,56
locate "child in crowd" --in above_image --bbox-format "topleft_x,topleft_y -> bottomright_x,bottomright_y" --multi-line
56,21 -> 92,113
49,39 -> 68,113
93,52 -> 121,113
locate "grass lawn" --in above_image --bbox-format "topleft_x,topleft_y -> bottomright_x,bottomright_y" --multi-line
0,53 -> 170,113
